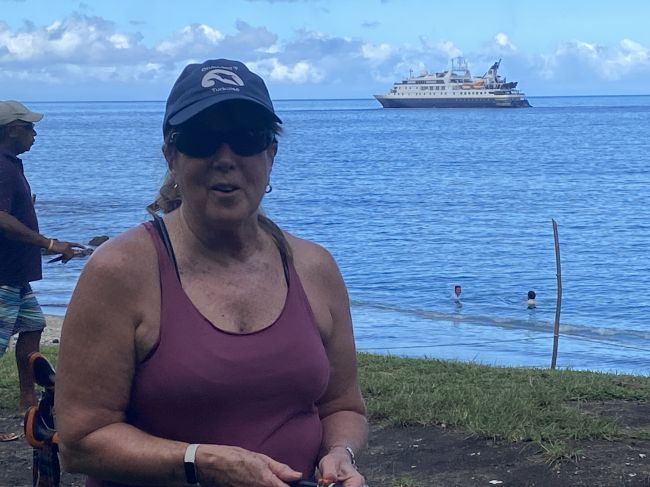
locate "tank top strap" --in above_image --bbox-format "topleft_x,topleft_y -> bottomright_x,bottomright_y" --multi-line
143,221 -> 181,288
150,215 -> 180,281
145,219 -> 290,286
278,245 -> 290,285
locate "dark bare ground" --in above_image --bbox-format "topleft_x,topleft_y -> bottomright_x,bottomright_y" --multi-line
2,400 -> 650,487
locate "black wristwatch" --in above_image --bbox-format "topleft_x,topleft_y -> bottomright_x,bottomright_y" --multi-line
344,446 -> 356,466
329,445 -> 356,466
184,444 -> 200,484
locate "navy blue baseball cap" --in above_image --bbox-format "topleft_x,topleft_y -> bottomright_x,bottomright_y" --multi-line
163,59 -> 282,129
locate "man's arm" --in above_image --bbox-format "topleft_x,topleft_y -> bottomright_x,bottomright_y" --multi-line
0,210 -> 49,248
0,210 -> 85,261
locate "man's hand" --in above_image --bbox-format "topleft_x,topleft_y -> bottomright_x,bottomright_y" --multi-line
49,240 -> 86,263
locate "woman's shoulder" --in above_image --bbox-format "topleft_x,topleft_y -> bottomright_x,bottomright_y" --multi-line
83,223 -> 157,281
285,232 -> 343,287
286,232 -> 335,266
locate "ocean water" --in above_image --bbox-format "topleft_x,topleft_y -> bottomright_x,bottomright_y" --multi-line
22,96 -> 650,375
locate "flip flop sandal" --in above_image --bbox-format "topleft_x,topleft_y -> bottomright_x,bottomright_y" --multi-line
0,431 -> 20,442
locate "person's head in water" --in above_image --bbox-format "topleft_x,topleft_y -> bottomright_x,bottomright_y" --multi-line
527,290 -> 536,309
454,285 -> 462,297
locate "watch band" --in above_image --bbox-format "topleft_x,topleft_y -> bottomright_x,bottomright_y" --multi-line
183,443 -> 200,484
329,445 -> 356,466
344,446 -> 356,466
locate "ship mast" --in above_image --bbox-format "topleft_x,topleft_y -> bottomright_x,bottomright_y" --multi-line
451,57 -> 469,76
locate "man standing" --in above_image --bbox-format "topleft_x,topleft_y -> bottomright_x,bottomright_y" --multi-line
0,100 -> 83,441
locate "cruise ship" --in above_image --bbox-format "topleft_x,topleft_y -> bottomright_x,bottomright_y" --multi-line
374,57 -> 531,108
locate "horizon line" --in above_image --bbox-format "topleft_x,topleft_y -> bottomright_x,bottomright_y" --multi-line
20,94 -> 650,104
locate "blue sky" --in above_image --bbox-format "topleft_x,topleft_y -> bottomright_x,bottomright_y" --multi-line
2,0 -> 649,100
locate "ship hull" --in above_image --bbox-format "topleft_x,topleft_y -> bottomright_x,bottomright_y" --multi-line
374,95 -> 531,108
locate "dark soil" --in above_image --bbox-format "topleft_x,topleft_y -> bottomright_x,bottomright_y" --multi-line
2,400 -> 650,487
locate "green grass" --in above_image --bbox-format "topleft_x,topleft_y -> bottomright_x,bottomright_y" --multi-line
0,346 -> 59,410
3,348 -> 649,463
359,353 -> 650,444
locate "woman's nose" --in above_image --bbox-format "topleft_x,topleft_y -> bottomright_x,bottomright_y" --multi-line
211,143 -> 237,169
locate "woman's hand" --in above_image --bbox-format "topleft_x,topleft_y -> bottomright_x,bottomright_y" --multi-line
318,447 -> 366,487
195,445 -> 303,487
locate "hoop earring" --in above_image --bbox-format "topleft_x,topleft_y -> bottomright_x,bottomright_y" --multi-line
265,184 -> 272,194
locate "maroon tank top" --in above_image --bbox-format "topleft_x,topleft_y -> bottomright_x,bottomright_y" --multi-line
86,222 -> 330,486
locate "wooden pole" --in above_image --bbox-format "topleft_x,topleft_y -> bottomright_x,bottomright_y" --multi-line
551,219 -> 562,369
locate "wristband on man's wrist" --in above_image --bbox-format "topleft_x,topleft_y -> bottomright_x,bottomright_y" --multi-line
183,443 -> 200,484
46,239 -> 54,251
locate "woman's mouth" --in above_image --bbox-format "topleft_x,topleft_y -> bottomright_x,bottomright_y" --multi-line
210,183 -> 239,193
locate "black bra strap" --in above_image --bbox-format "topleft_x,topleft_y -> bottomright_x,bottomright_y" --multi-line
151,214 -> 181,282
150,214 -> 289,286
279,246 -> 290,285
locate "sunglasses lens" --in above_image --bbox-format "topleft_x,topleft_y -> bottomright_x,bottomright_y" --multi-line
173,133 -> 216,158
228,130 -> 274,156
173,129 -> 274,158
11,122 -> 34,130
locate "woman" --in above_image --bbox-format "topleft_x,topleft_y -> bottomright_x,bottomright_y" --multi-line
55,59 -> 368,487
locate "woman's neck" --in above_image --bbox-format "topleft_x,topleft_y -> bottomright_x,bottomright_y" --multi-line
172,207 -> 267,262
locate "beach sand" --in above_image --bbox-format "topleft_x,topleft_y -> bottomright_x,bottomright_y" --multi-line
43,315 -> 64,344
5,315 -> 64,351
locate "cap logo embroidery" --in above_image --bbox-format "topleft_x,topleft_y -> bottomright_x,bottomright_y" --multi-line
201,68 -> 245,88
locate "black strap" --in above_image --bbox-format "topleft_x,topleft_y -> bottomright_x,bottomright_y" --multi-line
151,214 -> 181,282
150,214 -> 289,285
279,245 -> 290,285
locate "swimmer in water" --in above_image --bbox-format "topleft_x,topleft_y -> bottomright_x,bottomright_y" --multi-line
527,290 -> 536,309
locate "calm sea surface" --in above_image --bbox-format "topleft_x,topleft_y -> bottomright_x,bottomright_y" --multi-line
24,96 -> 650,375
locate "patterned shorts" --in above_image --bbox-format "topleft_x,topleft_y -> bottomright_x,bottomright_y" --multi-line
0,284 -> 46,356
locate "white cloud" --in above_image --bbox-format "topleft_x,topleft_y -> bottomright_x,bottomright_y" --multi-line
494,32 -> 517,51
608,38 -> 649,74
434,40 -> 462,59
361,42 -> 393,62
155,24 -> 224,57
1,13 -> 649,98
542,37 -> 650,81
0,14 -> 147,65
109,33 -> 131,49
249,58 -> 324,83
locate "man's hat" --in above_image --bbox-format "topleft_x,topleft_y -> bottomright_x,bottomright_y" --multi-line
0,101 -> 43,126
163,59 -> 282,129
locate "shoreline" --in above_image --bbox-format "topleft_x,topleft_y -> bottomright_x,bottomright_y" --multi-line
42,314 -> 64,345
4,315 -> 62,354
36,314 -> 649,377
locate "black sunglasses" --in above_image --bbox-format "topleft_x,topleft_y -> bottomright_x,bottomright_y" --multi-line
169,128 -> 275,158
11,122 -> 35,130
